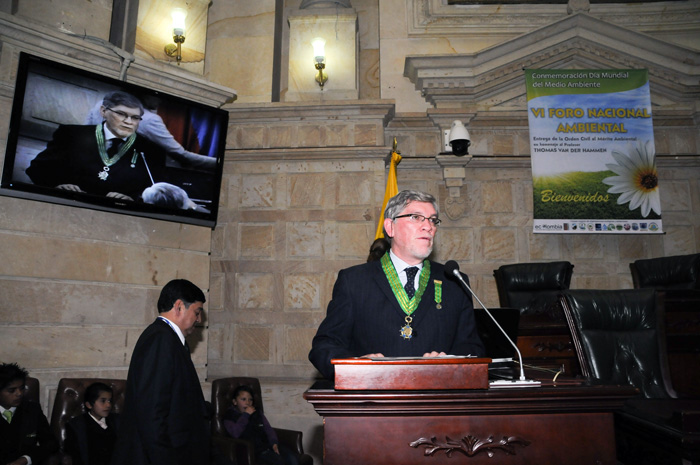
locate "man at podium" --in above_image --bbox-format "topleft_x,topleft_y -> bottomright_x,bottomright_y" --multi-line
309,190 -> 485,380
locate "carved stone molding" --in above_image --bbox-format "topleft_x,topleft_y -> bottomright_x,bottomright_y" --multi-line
410,434 -> 531,458
407,0 -> 700,37
404,13 -> 700,110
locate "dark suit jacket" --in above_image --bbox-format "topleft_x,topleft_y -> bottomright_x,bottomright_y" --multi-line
26,124 -> 167,200
0,400 -> 59,464
111,319 -> 212,465
64,412 -> 119,465
309,259 -> 485,379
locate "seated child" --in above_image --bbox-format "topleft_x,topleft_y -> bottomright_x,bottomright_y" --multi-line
63,382 -> 120,465
0,362 -> 58,465
223,385 -> 299,465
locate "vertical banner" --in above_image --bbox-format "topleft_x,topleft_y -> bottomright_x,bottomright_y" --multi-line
526,69 -> 662,234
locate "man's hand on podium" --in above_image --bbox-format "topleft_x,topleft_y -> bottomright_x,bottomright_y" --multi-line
361,351 -> 448,359
423,351 -> 447,357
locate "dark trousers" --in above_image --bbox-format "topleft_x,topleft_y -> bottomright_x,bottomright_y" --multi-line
258,444 -> 299,465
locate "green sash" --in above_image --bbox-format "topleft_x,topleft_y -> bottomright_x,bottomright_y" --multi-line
381,253 -> 430,339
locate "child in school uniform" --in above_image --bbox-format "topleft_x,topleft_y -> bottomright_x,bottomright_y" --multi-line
223,385 -> 299,465
0,362 -> 58,465
64,382 -> 120,465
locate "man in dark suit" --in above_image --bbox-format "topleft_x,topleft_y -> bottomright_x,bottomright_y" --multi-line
111,279 -> 216,465
309,189 -> 485,380
0,362 -> 59,465
26,91 -> 166,201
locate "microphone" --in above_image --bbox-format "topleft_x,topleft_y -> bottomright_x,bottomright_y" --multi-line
445,260 -> 540,387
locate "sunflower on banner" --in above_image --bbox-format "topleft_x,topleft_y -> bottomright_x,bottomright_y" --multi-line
367,138 -> 401,261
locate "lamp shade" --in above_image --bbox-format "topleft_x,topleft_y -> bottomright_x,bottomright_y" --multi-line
312,37 -> 326,64
171,8 -> 187,36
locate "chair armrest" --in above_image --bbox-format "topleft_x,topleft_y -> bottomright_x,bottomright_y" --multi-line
274,427 -> 304,455
212,435 -> 255,465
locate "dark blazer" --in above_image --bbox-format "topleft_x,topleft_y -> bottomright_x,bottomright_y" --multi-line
309,259 -> 485,379
111,318 -> 212,465
26,124 -> 167,200
0,400 -> 59,464
64,412 -> 119,465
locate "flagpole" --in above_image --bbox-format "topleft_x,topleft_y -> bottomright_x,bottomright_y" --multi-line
375,137 -> 402,240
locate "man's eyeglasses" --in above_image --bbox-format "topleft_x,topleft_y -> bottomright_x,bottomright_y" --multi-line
393,214 -> 441,226
106,108 -> 143,122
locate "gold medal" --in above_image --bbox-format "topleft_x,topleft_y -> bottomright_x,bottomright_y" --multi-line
400,316 -> 414,339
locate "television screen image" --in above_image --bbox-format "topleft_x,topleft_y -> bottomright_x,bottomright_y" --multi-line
1,52 -> 228,228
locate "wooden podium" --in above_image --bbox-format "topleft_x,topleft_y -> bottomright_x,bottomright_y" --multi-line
305,360 -> 637,465
332,357 -> 490,390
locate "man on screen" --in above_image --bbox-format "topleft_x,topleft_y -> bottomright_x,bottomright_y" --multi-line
84,95 -> 216,171
26,91 -> 167,201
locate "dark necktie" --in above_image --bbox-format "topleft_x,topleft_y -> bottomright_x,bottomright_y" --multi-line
404,266 -> 419,298
107,138 -> 124,157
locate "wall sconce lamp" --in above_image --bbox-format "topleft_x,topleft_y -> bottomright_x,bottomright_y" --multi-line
443,120 -> 471,156
312,37 -> 328,89
164,8 -> 187,65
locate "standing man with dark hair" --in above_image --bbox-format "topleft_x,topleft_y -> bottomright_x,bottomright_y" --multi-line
309,189 -> 485,380
112,279 -> 218,465
0,362 -> 58,465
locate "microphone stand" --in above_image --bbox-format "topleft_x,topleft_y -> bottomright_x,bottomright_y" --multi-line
448,264 -> 540,387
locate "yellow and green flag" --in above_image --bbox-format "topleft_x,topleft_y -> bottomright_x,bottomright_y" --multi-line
375,139 -> 402,239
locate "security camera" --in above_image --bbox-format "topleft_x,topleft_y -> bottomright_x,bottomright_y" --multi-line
443,120 -> 471,156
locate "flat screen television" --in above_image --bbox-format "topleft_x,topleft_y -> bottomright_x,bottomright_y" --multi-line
1,52 -> 228,228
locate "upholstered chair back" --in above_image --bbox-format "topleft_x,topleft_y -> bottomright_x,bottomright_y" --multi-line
494,261 -> 574,315
49,378 -> 126,449
560,289 -> 676,399
210,376 -> 313,465
25,376 -> 40,404
630,253 -> 700,290
210,376 -> 264,438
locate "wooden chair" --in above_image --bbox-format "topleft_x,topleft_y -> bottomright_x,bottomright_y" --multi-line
210,376 -> 313,465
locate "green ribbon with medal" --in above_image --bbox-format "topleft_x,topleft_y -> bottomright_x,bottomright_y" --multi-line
95,124 -> 137,181
381,253 -> 442,339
